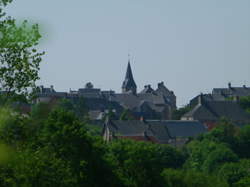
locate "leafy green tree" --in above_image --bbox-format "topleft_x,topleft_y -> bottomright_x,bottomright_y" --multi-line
184,140 -> 218,171
236,125 -> 250,158
234,176 -> 250,187
0,107 -> 31,146
201,118 -> 239,152
0,0 -> 44,100
202,145 -> 238,173
184,139 -> 238,173
39,108 -> 121,186
218,160 -> 250,186
172,105 -> 192,120
161,169 -> 228,187
239,96 -> 250,114
108,139 -> 185,187
9,148 -> 77,187
56,98 -> 89,120
119,109 -> 135,120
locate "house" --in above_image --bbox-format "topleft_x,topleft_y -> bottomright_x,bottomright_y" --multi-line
213,82 -> 250,98
102,118 -> 206,146
190,83 -> 250,107
181,94 -> 250,129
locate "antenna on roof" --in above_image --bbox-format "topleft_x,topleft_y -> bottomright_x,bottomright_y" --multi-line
132,55 -> 135,64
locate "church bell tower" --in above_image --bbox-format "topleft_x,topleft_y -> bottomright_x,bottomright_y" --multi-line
122,60 -> 137,94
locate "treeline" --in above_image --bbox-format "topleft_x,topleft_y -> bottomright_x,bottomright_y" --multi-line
0,101 -> 249,187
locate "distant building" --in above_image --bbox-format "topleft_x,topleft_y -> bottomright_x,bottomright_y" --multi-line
190,83 -> 250,107
36,60 -> 177,120
182,94 -> 250,129
102,118 -> 207,146
213,82 -> 250,98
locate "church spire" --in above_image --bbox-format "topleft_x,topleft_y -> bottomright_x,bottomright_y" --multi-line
122,59 -> 137,94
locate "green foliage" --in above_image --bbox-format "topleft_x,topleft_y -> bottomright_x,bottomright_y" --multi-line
239,96 -> 250,114
0,0 -> 44,101
108,139 -> 185,187
218,160 -> 250,186
56,98 -> 89,120
172,105 -> 192,120
39,108 -> 120,186
9,148 -> 77,187
0,107 -> 30,146
204,118 -> 239,144
234,176 -> 250,187
119,109 -> 135,120
236,125 -> 250,158
0,104 -> 249,186
161,169 -> 228,187
184,139 -> 238,172
202,145 -> 238,173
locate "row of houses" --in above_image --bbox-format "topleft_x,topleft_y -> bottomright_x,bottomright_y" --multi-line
35,61 -> 250,145
100,83 -> 250,145
37,61 -> 176,120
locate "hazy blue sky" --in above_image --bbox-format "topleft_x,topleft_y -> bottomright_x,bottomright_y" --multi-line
6,0 -> 250,106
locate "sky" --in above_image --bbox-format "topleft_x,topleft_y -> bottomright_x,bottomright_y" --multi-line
6,0 -> 250,106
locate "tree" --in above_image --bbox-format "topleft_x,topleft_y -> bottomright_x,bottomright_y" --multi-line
119,109 -> 135,120
184,139 -> 238,173
202,145 -> 239,173
161,169 -> 228,187
0,0 -> 44,100
108,139 -> 185,187
203,118 -> 239,149
172,105 -> 192,120
39,108 -> 121,186
0,107 -> 30,146
235,125 -> 250,158
234,176 -> 250,187
239,96 -> 250,114
218,160 -> 250,186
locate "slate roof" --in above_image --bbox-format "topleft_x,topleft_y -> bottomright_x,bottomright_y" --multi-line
104,120 -> 207,143
140,85 -> 155,94
190,94 -> 226,107
206,101 -> 250,121
109,93 -> 168,111
213,85 -> 250,97
183,99 -> 250,124
183,104 -> 218,121
147,120 -> 206,138
106,120 -> 148,136
155,82 -> 174,97
70,97 -> 124,114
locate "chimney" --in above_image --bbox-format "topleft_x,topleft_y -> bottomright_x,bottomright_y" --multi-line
243,85 -> 247,89
50,85 -> 54,92
198,93 -> 203,105
39,85 -> 44,93
158,81 -> 164,88
228,82 -> 232,89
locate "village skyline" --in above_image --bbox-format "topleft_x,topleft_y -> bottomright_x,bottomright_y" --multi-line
7,0 -> 250,106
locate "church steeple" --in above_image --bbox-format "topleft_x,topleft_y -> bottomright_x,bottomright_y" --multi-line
122,60 -> 137,94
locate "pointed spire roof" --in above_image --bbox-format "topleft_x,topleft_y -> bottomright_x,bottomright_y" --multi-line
122,60 -> 137,93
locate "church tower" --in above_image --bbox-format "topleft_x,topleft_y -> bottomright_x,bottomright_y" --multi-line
122,60 -> 137,94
